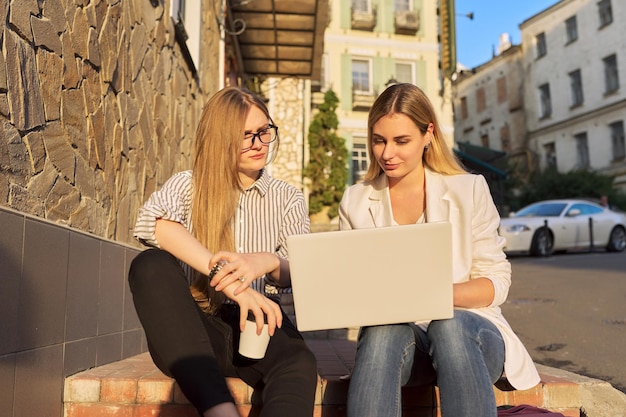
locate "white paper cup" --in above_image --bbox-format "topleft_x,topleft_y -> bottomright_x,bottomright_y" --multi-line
239,319 -> 270,359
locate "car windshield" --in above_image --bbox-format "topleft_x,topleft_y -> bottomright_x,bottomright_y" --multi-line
514,202 -> 568,217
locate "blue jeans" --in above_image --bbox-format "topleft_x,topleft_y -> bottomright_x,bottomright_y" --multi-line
347,310 -> 505,417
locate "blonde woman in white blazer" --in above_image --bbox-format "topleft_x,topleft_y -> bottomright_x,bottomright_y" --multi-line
340,84 -> 540,417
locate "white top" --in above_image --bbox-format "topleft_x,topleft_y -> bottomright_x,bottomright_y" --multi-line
339,170 -> 541,390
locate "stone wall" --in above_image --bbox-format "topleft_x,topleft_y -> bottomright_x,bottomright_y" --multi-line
266,77 -> 307,190
0,0 -> 220,246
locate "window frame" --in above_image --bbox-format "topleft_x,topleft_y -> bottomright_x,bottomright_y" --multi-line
598,0 -> 613,28
394,61 -> 415,85
535,32 -> 547,59
565,15 -> 578,44
610,121 -> 625,161
574,132 -> 589,169
603,54 -> 620,94
476,87 -> 486,113
538,83 -> 552,119
544,142 -> 557,169
459,96 -> 468,120
568,69 -> 584,108
351,58 -> 374,95
500,124 -> 511,152
352,0 -> 372,13
393,0 -> 412,12
351,141 -> 369,183
496,76 -> 507,104
170,0 -> 202,72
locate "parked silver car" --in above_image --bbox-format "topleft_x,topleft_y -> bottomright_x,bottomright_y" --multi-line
499,199 -> 626,256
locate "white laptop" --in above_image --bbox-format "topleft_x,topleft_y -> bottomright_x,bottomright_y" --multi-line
286,222 -> 454,332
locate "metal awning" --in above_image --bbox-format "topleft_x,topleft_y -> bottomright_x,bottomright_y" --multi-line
227,0 -> 328,80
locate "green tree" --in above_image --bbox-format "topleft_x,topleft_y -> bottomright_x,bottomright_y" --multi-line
509,169 -> 626,211
303,89 -> 349,219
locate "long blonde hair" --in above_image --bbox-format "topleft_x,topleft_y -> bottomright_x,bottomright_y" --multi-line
363,83 -> 465,182
190,87 -> 277,313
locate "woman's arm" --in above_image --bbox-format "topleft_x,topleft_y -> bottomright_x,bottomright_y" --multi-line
155,219 -> 282,334
461,175 -> 511,308
155,219 -> 213,276
453,278 -> 495,308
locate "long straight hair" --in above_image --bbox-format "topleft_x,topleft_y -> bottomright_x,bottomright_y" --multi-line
363,83 -> 465,182
189,87 -> 277,313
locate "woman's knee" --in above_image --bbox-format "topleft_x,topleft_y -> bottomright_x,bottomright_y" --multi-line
293,347 -> 318,381
428,311 -> 503,360
359,324 -> 413,345
428,310 -> 481,340
128,249 -> 177,288
274,343 -> 318,386
357,324 -> 415,360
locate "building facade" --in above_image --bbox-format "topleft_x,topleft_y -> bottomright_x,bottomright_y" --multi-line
521,0 -> 626,191
454,43 -> 526,156
318,0 -> 454,184
452,0 -> 626,193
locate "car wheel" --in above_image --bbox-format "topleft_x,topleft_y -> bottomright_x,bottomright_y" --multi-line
530,228 -> 553,257
606,226 -> 626,252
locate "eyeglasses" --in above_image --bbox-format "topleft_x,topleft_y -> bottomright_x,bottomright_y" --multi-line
242,124 -> 278,152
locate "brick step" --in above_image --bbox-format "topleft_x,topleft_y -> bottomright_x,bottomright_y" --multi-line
64,349 -> 582,417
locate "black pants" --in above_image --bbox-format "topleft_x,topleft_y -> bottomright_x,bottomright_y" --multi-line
128,249 -> 317,416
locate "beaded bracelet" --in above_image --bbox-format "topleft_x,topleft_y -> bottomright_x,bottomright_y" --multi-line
207,262 -> 224,280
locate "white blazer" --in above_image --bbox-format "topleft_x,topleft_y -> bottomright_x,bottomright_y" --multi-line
338,169 -> 540,390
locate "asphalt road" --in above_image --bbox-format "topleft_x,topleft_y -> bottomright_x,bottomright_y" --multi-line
502,250 -> 626,393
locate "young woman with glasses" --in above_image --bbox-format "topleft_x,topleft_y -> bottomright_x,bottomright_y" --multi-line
129,87 -> 317,417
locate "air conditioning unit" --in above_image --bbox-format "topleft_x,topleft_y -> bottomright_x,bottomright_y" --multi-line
352,8 -> 377,31
394,10 -> 419,35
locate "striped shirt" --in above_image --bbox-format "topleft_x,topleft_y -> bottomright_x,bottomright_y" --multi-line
133,169 -> 310,298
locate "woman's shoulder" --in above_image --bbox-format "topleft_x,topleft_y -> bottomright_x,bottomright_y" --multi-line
433,170 -> 486,187
343,180 -> 373,197
165,170 -> 193,181
265,176 -> 304,196
161,170 -> 193,190
346,175 -> 385,192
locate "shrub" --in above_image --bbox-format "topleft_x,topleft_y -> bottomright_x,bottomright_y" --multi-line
303,90 -> 349,219
509,169 -> 626,211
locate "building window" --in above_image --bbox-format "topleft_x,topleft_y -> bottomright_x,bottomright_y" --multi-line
352,142 -> 369,182
610,121 -> 625,161
544,142 -> 557,169
598,0 -> 613,28
352,0 -> 371,13
476,87 -> 486,113
395,62 -> 414,84
539,83 -> 552,118
459,97 -> 468,120
603,54 -> 619,94
481,134 -> 490,148
574,132 -> 589,169
569,69 -> 584,107
170,0 -> 202,71
496,77 -> 507,104
500,124 -> 511,152
565,15 -> 578,43
536,32 -> 547,59
394,0 -> 410,12
352,59 -> 372,94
